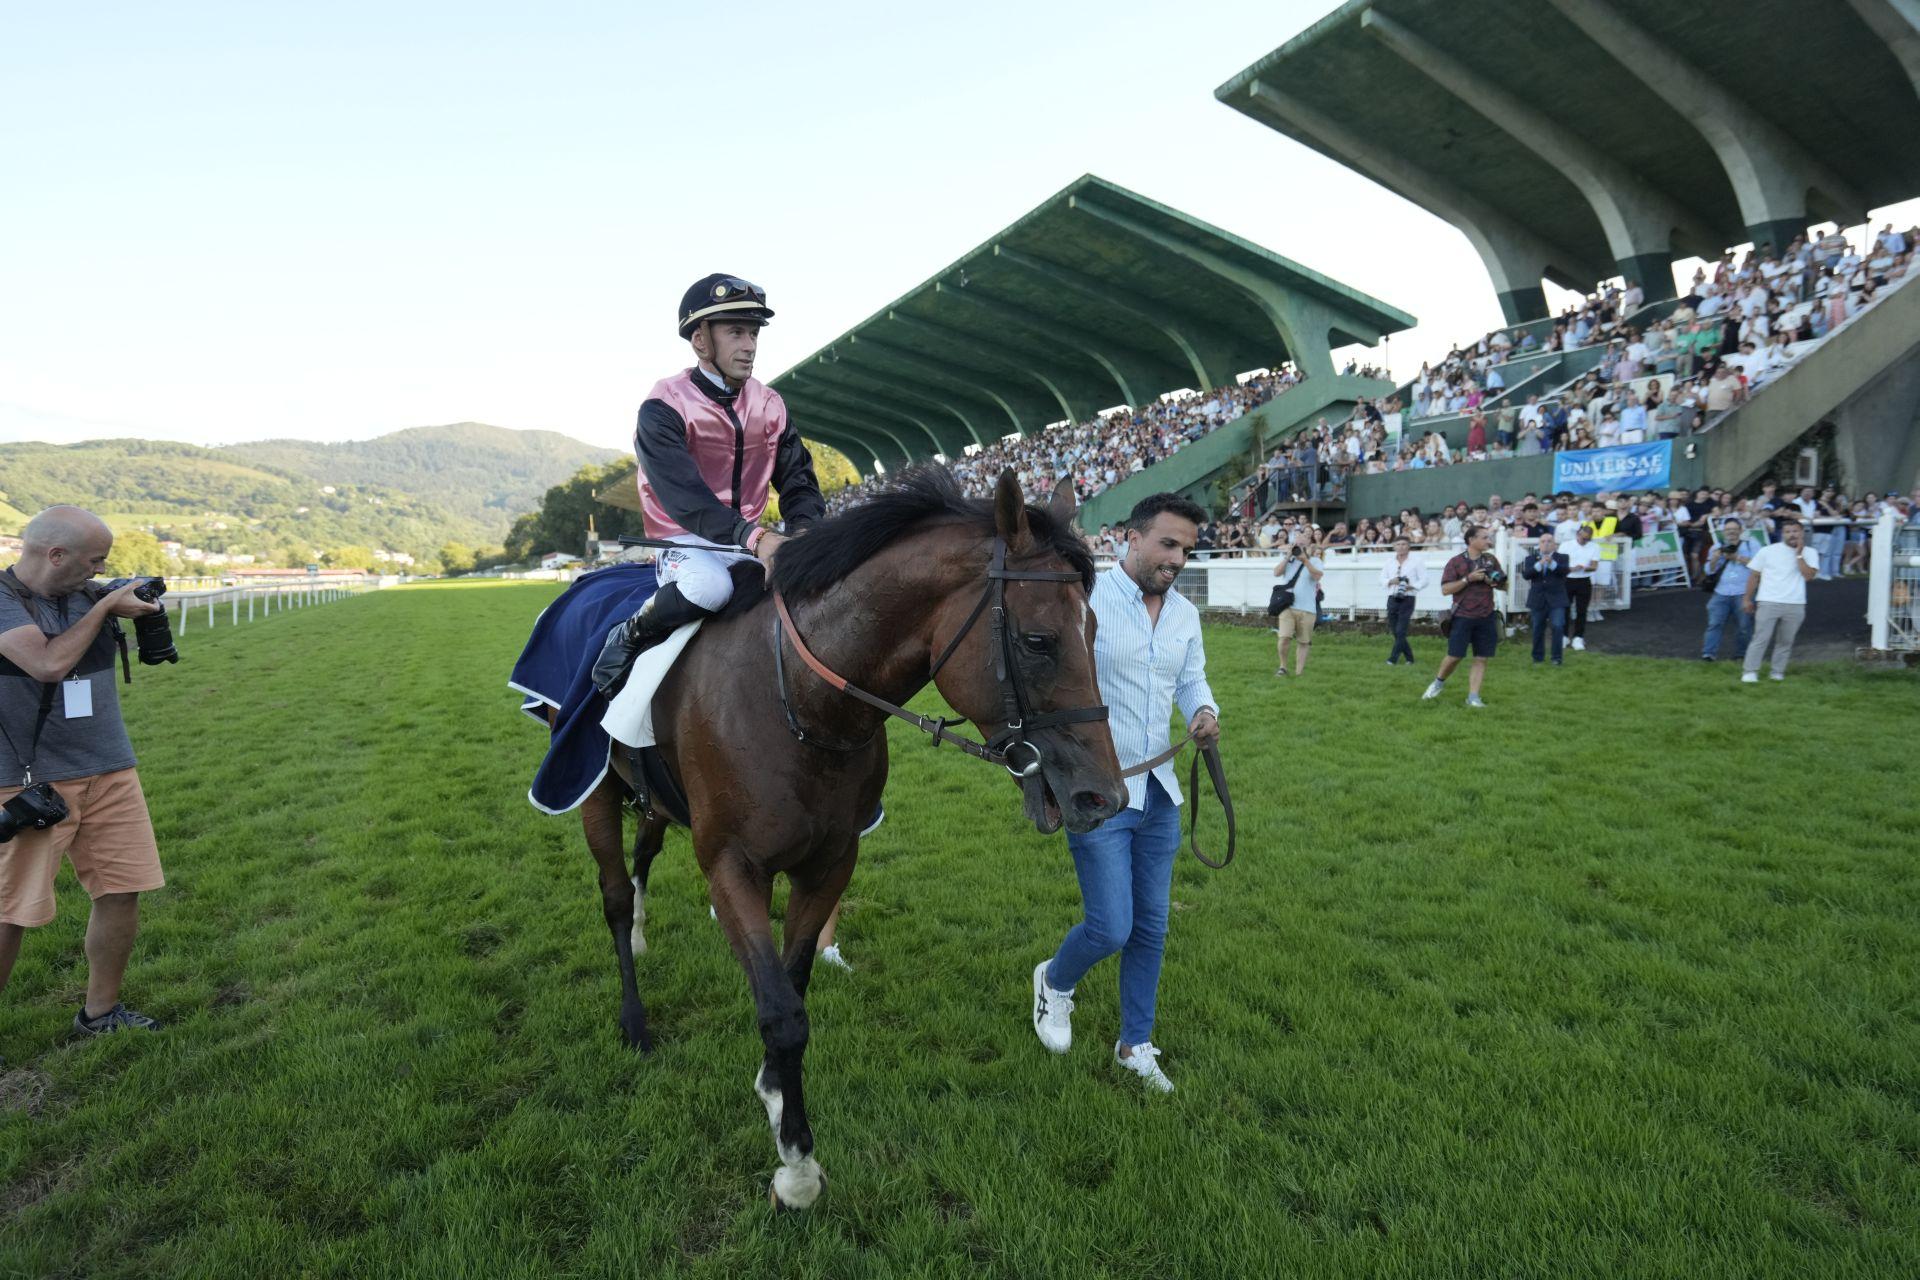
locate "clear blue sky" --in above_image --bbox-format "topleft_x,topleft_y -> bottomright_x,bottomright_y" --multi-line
3,2 -> 1910,452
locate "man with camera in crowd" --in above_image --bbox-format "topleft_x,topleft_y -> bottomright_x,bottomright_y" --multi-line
1700,517 -> 1755,662
1423,524 -> 1503,708
0,506 -> 173,1041
1271,536 -> 1324,679
1380,536 -> 1427,666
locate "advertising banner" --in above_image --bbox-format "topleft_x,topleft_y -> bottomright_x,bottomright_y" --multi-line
1552,441 -> 1672,494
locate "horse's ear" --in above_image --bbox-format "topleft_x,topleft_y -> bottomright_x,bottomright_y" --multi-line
1048,475 -> 1077,528
993,469 -> 1033,553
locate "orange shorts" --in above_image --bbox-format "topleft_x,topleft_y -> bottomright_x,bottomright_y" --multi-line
0,768 -> 164,927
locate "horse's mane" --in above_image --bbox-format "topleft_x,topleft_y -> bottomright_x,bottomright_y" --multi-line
770,467 -> 1094,602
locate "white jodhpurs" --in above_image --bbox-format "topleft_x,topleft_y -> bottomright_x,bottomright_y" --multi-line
657,534 -> 756,611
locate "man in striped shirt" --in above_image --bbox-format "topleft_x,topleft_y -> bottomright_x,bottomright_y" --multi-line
1031,493 -> 1220,1093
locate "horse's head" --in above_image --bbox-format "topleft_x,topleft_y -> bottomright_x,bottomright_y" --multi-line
929,472 -> 1125,835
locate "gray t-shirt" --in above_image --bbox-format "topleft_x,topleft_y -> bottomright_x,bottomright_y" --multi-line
0,579 -> 137,784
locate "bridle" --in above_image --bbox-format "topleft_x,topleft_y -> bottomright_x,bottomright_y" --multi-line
771,536 -> 1108,779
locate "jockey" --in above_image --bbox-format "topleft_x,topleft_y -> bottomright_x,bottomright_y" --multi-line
595,274 -> 825,688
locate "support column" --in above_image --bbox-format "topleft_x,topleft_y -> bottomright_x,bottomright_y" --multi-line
1361,8 -> 1720,297
1831,350 -> 1920,493
1546,0 -> 1865,239
1846,0 -> 1920,99
1241,82 -> 1609,323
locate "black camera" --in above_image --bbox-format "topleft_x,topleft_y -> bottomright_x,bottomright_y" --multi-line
0,782 -> 68,844
99,577 -> 179,665
1476,555 -> 1508,589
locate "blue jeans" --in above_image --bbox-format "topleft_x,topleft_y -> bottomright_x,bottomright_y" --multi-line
1703,592 -> 1752,659
1530,605 -> 1566,661
1046,776 -> 1182,1046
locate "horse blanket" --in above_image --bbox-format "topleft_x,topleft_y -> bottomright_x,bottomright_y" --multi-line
509,563 -> 699,814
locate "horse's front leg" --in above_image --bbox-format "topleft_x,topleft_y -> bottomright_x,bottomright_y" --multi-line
778,840 -> 857,1003
707,852 -> 825,1209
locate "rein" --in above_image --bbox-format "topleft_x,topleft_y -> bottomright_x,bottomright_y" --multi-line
769,535 -> 1235,868
771,537 -> 1107,778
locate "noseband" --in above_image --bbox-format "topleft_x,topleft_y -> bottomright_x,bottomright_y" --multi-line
771,537 -> 1108,775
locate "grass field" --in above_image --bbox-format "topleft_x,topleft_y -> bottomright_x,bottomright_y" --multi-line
2,580 -> 1916,1278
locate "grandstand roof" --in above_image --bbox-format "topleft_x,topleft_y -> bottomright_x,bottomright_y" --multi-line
1217,0 -> 1920,319
767,174 -> 1415,472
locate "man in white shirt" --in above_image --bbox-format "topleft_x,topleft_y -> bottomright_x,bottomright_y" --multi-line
1563,525 -> 1601,650
1741,518 -> 1819,682
1381,537 -> 1427,666
1031,493 -> 1219,1093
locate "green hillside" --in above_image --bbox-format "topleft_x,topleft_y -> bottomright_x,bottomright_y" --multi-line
0,424 -> 621,565
222,423 -> 620,530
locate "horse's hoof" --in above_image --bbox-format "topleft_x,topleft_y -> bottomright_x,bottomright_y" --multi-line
769,1165 -> 825,1211
619,1021 -> 654,1053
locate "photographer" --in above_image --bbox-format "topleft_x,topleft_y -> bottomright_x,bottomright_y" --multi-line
1700,517 -> 1755,662
1271,539 -> 1324,678
1379,537 -> 1427,666
0,507 -> 169,1038
1422,524 -> 1502,707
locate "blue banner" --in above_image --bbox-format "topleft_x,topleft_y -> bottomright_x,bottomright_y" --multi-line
1552,440 -> 1672,494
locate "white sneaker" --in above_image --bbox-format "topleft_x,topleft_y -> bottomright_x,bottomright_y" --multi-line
1769,673 -> 1785,682
1114,1041 -> 1174,1093
1465,694 -> 1486,708
1032,960 -> 1073,1054
1590,609 -> 1604,622
1421,679 -> 1444,701
1571,637 -> 1586,651
819,944 -> 852,972
1741,672 -> 1759,684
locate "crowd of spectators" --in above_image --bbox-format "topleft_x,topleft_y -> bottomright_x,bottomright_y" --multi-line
822,364 -> 1302,516
1123,481 -> 1916,590
1224,223 -> 1917,519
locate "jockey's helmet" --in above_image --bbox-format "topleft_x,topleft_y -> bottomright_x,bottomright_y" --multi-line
678,275 -> 774,339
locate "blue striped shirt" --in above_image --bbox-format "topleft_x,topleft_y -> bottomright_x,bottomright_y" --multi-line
1090,562 -> 1218,811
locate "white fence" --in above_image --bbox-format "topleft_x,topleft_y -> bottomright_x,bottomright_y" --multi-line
161,578 -> 383,635
1104,532 -> 1638,620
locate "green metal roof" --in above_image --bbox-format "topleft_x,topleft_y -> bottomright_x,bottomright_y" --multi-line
769,173 -> 1415,471
1217,0 -> 1920,297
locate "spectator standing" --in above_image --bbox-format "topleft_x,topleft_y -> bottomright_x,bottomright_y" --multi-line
1422,525 -> 1501,708
1563,525 -> 1600,650
1380,537 -> 1426,666
1272,542 -> 1324,678
1520,532 -> 1571,664
1700,517 -> 1755,662
1741,519 -> 1819,683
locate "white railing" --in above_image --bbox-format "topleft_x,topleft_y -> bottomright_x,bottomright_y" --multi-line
160,578 -> 380,635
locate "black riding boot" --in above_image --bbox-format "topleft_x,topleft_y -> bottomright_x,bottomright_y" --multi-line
592,581 -> 713,698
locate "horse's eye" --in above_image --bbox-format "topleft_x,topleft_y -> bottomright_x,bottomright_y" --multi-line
1022,631 -> 1057,655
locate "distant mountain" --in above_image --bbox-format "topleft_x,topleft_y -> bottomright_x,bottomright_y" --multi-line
0,424 -> 620,564
221,423 -> 620,531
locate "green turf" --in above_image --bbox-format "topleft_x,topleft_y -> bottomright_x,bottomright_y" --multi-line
2,581 -> 1915,1278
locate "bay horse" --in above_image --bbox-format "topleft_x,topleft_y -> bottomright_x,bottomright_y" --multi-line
559,468 -> 1124,1209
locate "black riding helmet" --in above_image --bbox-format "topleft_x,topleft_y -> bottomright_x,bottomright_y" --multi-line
678,274 -> 774,339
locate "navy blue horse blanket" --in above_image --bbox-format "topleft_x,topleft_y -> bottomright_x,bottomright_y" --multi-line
509,562 -> 658,813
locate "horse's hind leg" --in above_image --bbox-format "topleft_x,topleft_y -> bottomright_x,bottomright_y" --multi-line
583,775 -> 651,1051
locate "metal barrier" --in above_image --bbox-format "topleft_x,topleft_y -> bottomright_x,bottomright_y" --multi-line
1867,511 -> 1920,652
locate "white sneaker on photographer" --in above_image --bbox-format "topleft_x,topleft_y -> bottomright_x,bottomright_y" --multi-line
1571,637 -> 1585,651
1032,960 -> 1073,1054
1421,679 -> 1444,701
1114,1041 -> 1174,1093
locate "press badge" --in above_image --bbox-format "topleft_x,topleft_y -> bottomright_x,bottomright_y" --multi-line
63,678 -> 93,719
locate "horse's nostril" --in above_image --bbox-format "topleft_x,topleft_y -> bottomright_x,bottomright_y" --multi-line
1074,790 -> 1108,811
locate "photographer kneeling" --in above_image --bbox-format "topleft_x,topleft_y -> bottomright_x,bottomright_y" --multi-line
0,506 -> 172,1039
